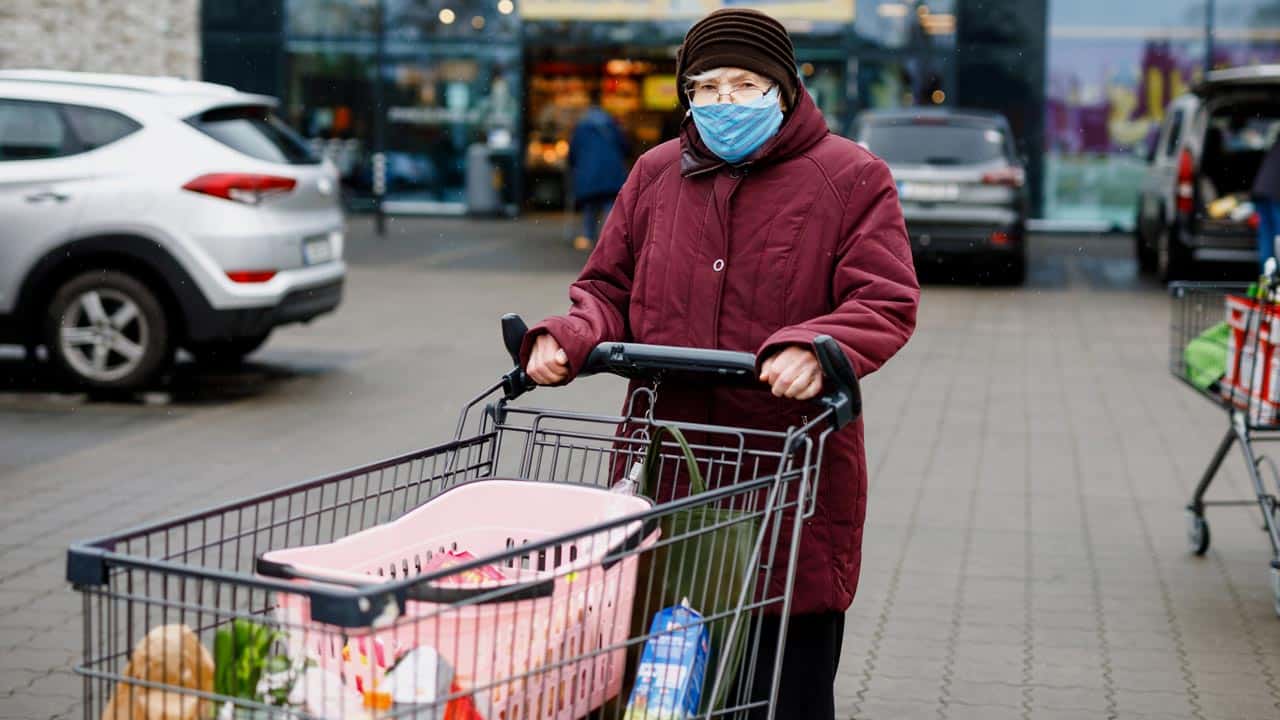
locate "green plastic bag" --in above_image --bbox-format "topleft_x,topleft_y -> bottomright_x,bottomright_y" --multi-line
625,423 -> 758,714
1185,321 -> 1230,392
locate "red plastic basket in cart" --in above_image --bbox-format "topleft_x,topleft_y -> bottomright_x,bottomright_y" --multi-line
258,479 -> 658,719
1223,294 -> 1259,406
1222,294 -> 1280,424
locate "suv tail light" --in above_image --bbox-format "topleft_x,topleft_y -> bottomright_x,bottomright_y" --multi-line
183,173 -> 297,205
1176,149 -> 1195,214
982,167 -> 1025,188
226,270 -> 277,283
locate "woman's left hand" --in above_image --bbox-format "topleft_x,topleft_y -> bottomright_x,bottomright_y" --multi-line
759,345 -> 824,400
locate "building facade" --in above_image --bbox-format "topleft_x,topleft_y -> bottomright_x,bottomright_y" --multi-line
193,0 -> 1280,226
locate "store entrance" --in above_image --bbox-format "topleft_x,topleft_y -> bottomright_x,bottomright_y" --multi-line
523,48 -> 685,210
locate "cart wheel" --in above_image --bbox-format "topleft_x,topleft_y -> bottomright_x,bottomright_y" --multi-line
1187,511 -> 1210,555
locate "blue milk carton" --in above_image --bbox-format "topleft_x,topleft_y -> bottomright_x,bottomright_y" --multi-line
623,602 -> 710,720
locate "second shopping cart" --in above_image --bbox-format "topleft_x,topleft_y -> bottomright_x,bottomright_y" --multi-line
1170,281 -> 1280,617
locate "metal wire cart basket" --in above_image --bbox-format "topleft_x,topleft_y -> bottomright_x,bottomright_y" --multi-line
1169,281 -> 1280,617
66,315 -> 863,719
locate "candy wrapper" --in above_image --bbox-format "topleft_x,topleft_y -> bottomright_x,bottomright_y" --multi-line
422,550 -> 509,585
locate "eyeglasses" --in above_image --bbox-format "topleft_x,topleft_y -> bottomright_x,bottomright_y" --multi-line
686,81 -> 775,107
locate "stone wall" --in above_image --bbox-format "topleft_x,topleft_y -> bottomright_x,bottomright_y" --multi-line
0,0 -> 200,79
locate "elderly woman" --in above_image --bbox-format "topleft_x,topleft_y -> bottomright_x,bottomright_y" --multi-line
522,8 -> 919,718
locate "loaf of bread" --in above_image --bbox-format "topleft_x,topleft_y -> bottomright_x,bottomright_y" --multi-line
101,624 -> 215,720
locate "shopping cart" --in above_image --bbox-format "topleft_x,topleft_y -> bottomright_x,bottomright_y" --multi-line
67,314 -> 862,719
1169,281 -> 1280,617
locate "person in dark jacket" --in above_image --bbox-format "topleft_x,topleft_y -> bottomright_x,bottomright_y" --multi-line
1253,139 -> 1280,267
569,88 -> 629,249
523,8 -> 919,718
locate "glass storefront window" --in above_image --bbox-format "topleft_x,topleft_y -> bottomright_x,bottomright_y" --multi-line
385,0 -> 520,40
1043,0 -> 1217,226
382,51 -> 520,209
1210,2 -> 1280,71
855,0 -> 955,49
205,0 -> 283,34
800,59 -> 848,131
286,0 -> 378,36
1215,0 -> 1280,28
855,56 -> 950,112
285,51 -> 377,204
522,51 -> 682,209
850,1 -> 954,132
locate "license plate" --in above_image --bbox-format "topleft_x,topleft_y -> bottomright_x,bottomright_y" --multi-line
898,182 -> 960,202
302,236 -> 332,265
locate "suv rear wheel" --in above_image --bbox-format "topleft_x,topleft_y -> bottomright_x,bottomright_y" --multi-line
44,270 -> 171,390
1157,224 -> 1191,282
1134,214 -> 1157,273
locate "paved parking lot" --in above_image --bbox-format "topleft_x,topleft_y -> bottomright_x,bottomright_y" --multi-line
1,218 -> 1278,719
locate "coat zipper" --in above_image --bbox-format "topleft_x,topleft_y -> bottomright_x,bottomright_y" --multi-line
712,166 -> 747,348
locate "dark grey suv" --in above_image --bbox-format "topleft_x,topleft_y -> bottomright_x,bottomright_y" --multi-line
853,109 -> 1029,284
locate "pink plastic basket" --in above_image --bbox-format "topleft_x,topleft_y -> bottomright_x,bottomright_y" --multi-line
261,479 -> 657,719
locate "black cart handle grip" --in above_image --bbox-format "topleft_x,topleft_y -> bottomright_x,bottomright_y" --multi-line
501,313 -> 862,429
501,314 -> 537,399
582,342 -> 758,382
812,334 -> 862,429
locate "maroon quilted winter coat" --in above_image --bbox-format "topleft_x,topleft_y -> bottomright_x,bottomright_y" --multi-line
522,90 -> 919,614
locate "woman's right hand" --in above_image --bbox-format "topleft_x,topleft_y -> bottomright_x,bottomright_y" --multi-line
526,333 -> 570,385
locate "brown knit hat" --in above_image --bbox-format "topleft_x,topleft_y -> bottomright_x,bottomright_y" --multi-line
676,8 -> 799,110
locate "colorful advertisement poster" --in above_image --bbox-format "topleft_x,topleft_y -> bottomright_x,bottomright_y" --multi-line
1044,32 -> 1280,225
642,74 -> 680,110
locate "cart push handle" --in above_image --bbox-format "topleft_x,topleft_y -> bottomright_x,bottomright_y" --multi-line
500,313 -> 862,429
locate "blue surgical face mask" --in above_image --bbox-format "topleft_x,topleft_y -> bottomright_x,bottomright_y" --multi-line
689,91 -> 784,165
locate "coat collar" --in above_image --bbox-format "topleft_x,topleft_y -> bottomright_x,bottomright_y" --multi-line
679,89 -> 830,177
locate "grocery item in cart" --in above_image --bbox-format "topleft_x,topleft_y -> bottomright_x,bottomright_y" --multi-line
213,619 -> 284,703
1220,294 -> 1280,411
623,603 -> 710,720
293,665 -> 372,719
420,550 -> 509,585
385,647 -> 451,706
1224,294 -> 1280,425
1184,321 -> 1229,391
101,624 -> 214,720
1250,310 -> 1280,426
1223,295 -> 1257,404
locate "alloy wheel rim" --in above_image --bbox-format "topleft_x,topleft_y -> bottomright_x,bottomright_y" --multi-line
59,288 -> 149,383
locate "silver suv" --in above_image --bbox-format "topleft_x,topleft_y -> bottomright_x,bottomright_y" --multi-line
0,70 -> 346,390
853,108 -> 1029,284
